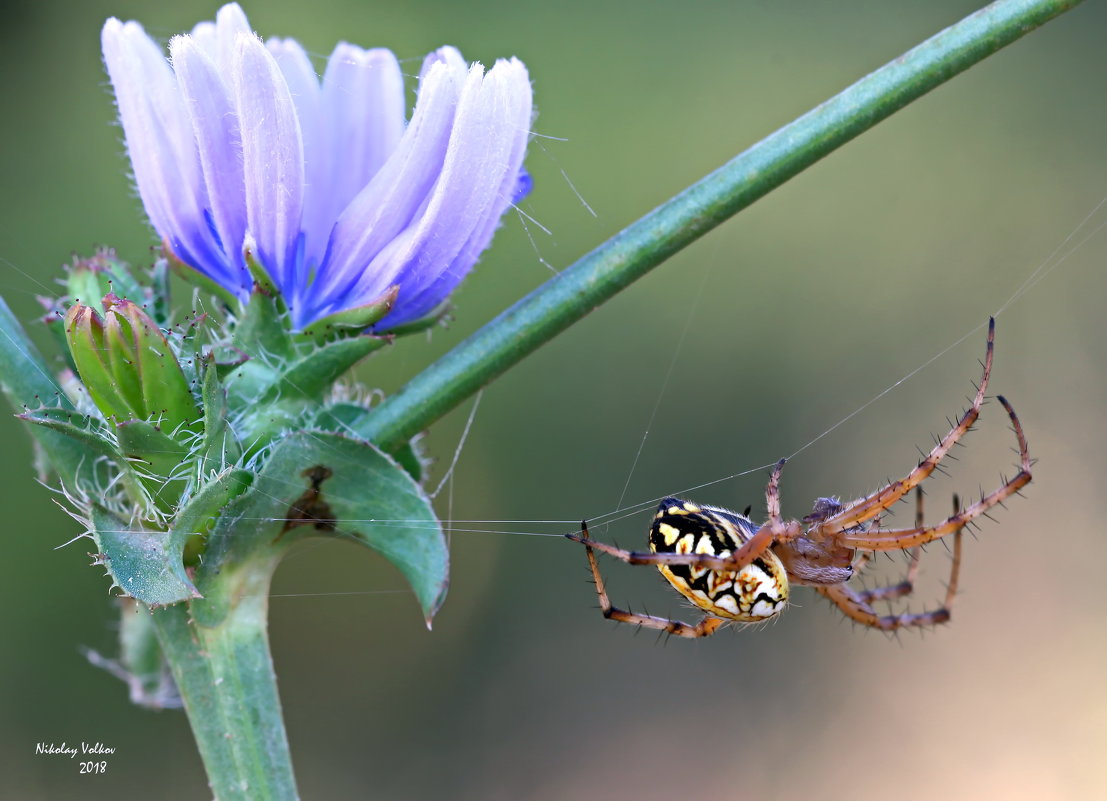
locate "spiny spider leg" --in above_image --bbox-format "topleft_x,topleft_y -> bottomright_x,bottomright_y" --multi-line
855,488 -> 924,603
577,521 -> 725,638
837,396 -> 1030,550
817,495 -> 963,630
822,318 -> 995,535
566,460 -> 792,574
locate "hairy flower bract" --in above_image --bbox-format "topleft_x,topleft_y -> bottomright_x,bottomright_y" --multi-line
102,3 -> 532,331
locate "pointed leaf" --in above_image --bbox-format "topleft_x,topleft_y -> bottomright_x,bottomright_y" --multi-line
89,504 -> 200,606
191,431 -> 447,626
262,335 -> 388,402
168,467 -> 253,560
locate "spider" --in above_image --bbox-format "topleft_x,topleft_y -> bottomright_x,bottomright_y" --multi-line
568,319 -> 1033,636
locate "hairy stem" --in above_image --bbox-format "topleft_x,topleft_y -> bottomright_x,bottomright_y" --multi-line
149,554 -> 298,801
359,0 -> 1082,453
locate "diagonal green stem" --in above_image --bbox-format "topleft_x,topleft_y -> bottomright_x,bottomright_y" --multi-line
359,0 -> 1082,453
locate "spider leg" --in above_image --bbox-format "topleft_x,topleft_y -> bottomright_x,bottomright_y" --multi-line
566,460 -> 792,573
837,396 -> 1030,550
576,521 -> 725,638
855,488 -> 924,603
819,509 -> 962,631
821,318 -> 995,535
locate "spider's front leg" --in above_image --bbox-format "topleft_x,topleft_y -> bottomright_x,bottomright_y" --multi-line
820,318 -> 996,535
835,396 -> 1031,551
575,522 -> 726,638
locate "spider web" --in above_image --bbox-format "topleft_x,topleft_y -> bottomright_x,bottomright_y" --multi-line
4,183 -> 1105,604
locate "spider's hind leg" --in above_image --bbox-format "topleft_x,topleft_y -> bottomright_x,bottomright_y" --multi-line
574,521 -> 725,639
854,489 -> 925,604
820,493 -> 963,631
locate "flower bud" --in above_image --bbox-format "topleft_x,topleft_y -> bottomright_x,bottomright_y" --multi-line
65,294 -> 198,433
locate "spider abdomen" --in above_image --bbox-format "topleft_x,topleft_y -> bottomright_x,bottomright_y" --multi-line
649,498 -> 789,622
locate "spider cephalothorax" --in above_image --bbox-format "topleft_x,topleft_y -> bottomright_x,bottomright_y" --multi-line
569,319 -> 1032,636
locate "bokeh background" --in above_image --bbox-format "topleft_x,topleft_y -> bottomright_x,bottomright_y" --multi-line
2,1 -> 1105,799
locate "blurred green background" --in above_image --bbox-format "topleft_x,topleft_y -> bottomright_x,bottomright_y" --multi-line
2,1 -> 1106,798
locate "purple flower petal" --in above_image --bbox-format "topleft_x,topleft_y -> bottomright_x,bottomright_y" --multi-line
373,57 -> 533,327
319,45 -> 405,241
304,54 -> 469,323
103,4 -> 532,333
268,38 -> 325,280
231,32 -> 305,301
171,35 -> 249,294
102,18 -> 230,284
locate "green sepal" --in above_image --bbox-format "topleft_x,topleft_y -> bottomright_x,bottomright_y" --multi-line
198,356 -> 242,473
66,249 -> 146,308
147,257 -> 172,327
17,406 -> 146,506
243,242 -> 279,297
164,246 -> 238,309
191,431 -> 447,628
107,295 -> 199,431
89,504 -> 200,607
232,287 -> 293,361
375,299 -> 450,337
19,406 -> 117,455
294,285 -> 399,343
65,304 -> 131,418
102,304 -> 145,413
65,297 -> 200,434
115,418 -> 189,481
261,335 -> 388,403
37,297 -> 74,374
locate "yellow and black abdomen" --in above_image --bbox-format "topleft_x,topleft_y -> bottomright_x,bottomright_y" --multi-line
648,498 -> 789,622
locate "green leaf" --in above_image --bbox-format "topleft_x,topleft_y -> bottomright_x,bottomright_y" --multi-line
313,401 -> 371,434
89,504 -> 200,607
0,299 -> 74,430
313,403 -> 427,483
168,467 -> 253,561
114,598 -> 180,709
20,406 -> 117,455
261,336 -> 388,403
192,431 -> 447,627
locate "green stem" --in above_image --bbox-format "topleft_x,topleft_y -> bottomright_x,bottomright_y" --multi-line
360,0 -> 1081,453
149,554 -> 298,801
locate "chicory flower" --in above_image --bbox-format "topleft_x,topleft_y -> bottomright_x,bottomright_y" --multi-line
101,3 -> 532,331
